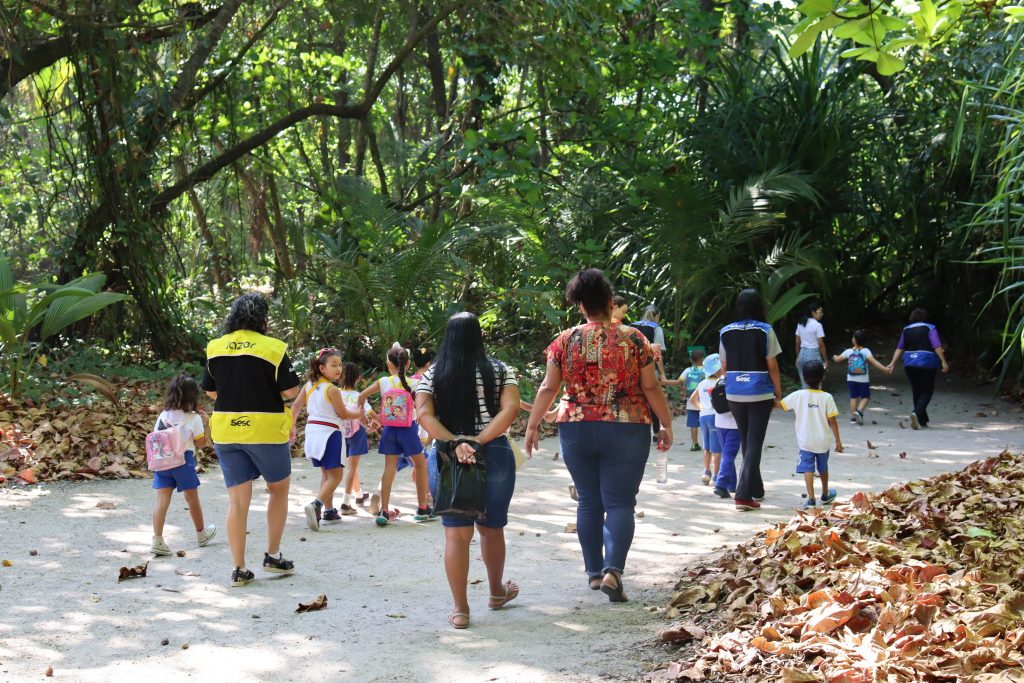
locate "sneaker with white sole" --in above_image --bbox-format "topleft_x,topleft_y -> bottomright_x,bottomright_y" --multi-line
855,411 -> 864,425
910,412 -> 920,430
701,469 -> 712,485
197,524 -> 217,547
803,497 -> 817,510
340,504 -> 358,516
231,567 -> 254,587
322,508 -> 342,525
151,535 -> 171,556
304,500 -> 323,532
263,552 -> 295,574
821,488 -> 838,504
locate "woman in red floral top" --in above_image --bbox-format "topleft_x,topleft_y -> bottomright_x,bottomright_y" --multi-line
525,268 -> 673,602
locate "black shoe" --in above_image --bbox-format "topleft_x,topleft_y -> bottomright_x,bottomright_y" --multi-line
322,508 -> 342,524
601,571 -> 628,603
231,567 -> 254,587
713,487 -> 732,499
263,552 -> 295,575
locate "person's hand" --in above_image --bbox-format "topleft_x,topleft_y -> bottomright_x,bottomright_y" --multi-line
289,425 -> 296,446
656,426 -> 672,451
198,408 -> 209,422
941,362 -> 950,374
885,364 -> 894,375
835,442 -> 844,453
525,425 -> 540,456
455,440 -> 478,465
543,409 -> 558,423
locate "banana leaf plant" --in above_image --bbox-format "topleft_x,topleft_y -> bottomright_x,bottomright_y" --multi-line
0,255 -> 130,397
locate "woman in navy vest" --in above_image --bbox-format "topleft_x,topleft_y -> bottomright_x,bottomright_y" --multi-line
886,308 -> 949,429
718,289 -> 783,511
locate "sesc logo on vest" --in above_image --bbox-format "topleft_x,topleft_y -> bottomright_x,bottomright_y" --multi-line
230,416 -> 251,427
736,374 -> 752,383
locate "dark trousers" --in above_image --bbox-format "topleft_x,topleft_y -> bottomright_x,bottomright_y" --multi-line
728,399 -> 774,501
904,366 -> 938,425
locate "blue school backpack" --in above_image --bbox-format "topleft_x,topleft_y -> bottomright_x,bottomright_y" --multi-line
683,366 -> 705,394
848,350 -> 868,376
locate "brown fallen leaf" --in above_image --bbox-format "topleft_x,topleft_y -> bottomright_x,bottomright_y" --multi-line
469,579 -> 483,585
661,622 -> 706,642
296,594 -> 328,613
899,451 -> 908,459
176,550 -> 186,557
564,522 -> 577,533
2,559 -> 11,567
899,420 -> 906,428
118,562 -> 149,581
45,666 -> 53,677
95,501 -> 116,510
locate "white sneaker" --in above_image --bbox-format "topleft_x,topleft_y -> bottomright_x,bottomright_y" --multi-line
197,524 -> 217,547
151,535 -> 171,556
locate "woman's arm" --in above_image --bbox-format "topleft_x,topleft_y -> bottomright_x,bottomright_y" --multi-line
818,337 -> 828,370
525,363 -> 563,455
886,349 -> 903,373
326,385 -> 363,420
475,383 -> 521,445
661,376 -> 682,386
640,363 -> 673,451
195,409 -> 212,449
794,333 -> 801,360
415,393 -> 458,442
935,347 -> 950,373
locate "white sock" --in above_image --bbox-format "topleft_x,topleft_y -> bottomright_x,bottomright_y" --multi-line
343,492 -> 352,505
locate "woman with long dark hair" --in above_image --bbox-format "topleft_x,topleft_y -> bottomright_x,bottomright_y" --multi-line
526,269 -> 673,603
885,308 -> 949,429
795,301 -> 827,388
719,289 -> 783,512
415,312 -> 521,630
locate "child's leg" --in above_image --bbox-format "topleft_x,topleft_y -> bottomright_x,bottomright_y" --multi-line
803,472 -> 816,500
410,453 -> 429,508
379,455 -> 399,511
152,487 -> 174,537
712,452 -> 721,478
343,455 -> 361,493
318,466 -> 344,509
690,426 -> 699,446
849,397 -> 858,416
856,397 -> 870,414
819,470 -> 830,498
182,488 -> 206,532
703,450 -> 711,471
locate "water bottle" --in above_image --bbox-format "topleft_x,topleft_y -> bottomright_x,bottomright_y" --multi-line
656,454 -> 668,487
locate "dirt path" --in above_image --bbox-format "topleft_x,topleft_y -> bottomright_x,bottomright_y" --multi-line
1,371 -> 1022,682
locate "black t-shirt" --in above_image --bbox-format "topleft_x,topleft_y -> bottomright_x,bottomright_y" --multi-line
201,351 -> 299,413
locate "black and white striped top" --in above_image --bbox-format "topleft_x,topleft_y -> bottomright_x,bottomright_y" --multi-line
416,360 -> 518,431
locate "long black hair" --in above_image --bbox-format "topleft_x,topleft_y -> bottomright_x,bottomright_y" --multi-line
341,362 -> 361,390
735,288 -> 767,322
224,292 -> 269,334
431,312 -> 499,434
798,301 -> 821,327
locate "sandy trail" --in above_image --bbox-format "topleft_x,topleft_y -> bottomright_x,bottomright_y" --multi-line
1,371 -> 1022,682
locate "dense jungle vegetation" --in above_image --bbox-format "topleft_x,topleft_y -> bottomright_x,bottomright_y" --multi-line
1,0 -> 1022,395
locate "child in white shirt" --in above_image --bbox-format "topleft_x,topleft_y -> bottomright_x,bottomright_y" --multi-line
779,360 -> 843,509
831,329 -> 891,425
688,353 -> 722,484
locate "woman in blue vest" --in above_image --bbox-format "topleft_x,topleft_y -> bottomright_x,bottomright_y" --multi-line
886,308 -> 949,429
718,289 -> 783,512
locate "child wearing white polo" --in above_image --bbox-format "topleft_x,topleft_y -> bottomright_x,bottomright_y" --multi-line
779,360 -> 843,509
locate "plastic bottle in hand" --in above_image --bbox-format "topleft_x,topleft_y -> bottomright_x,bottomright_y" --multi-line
656,453 -> 669,487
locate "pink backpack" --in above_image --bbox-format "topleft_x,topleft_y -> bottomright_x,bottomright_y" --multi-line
145,418 -> 188,472
380,377 -> 414,428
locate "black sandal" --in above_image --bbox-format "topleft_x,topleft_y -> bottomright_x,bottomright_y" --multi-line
588,576 -> 602,591
601,571 -> 627,603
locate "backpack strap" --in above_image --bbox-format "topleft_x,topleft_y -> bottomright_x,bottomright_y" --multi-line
486,361 -> 506,418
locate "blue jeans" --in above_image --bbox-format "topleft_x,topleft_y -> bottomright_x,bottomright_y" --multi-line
714,428 -> 740,491
558,421 -> 650,577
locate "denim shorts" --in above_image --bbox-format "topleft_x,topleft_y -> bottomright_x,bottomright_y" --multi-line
848,381 -> 870,399
698,415 -> 720,453
429,436 -> 516,529
345,426 -> 369,456
796,449 -> 829,474
378,424 -> 424,457
152,450 -> 200,492
311,431 -> 344,470
214,442 -> 292,488
686,409 -> 701,428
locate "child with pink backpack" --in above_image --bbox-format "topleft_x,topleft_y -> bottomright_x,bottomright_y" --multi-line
146,374 -> 217,556
358,343 -> 431,526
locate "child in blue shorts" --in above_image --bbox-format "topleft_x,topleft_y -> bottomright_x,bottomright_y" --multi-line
151,375 -> 217,556
663,348 -> 705,450
831,329 -> 891,425
689,353 -> 723,485
779,361 -> 844,509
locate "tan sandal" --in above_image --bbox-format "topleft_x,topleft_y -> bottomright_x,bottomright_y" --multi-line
448,611 -> 470,629
488,580 -> 520,609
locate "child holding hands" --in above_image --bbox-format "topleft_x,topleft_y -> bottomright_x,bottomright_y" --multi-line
779,360 -> 843,510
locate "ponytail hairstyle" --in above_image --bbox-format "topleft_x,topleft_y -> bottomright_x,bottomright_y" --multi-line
411,346 -> 435,370
387,342 -> 412,393
308,347 -> 341,383
798,301 -> 821,328
341,362 -> 361,390
163,373 -> 201,412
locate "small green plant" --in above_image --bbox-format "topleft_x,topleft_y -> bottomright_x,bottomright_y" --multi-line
0,255 -> 130,397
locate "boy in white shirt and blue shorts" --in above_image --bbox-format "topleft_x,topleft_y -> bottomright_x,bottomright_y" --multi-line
779,360 -> 844,509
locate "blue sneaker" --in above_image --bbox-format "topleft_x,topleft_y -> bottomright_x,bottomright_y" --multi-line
322,508 -> 342,525
821,488 -> 838,505
803,497 -> 817,510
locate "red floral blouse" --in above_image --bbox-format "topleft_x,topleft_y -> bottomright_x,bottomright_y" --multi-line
546,322 -> 654,423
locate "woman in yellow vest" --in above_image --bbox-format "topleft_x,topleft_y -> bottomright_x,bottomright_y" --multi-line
202,293 -> 301,587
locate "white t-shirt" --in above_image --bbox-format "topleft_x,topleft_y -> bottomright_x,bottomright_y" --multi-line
694,378 -> 718,417
417,360 -> 518,431
780,389 -> 839,453
839,347 -> 874,383
154,410 -> 204,453
715,410 -> 737,430
796,319 -> 825,349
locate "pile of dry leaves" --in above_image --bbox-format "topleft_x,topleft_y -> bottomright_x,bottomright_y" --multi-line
655,450 -> 1024,682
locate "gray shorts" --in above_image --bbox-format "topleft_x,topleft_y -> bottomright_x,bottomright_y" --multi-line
214,442 -> 291,488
